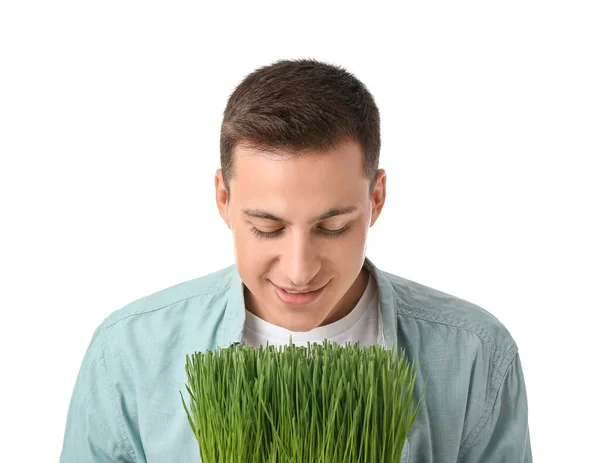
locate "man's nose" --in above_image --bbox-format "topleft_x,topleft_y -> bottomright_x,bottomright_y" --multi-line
280,232 -> 321,287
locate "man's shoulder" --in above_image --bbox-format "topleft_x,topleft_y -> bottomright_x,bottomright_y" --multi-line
380,269 -> 517,353
98,264 -> 236,330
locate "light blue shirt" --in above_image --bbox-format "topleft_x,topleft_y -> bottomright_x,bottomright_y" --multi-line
60,256 -> 532,462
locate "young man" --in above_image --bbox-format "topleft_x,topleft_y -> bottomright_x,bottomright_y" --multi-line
60,59 -> 532,462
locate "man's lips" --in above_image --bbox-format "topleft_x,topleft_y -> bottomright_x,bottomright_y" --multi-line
271,281 -> 328,306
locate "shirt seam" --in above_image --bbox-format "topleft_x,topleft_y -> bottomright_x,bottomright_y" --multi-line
100,327 -> 137,462
456,346 -> 519,461
103,285 -> 230,329
398,301 -> 498,345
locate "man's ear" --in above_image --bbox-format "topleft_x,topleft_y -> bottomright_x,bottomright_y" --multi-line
215,169 -> 231,229
370,169 -> 387,227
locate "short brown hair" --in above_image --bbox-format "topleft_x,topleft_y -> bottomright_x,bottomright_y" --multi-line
220,58 -> 381,195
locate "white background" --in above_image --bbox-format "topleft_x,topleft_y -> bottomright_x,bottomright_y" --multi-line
1,1 -> 598,461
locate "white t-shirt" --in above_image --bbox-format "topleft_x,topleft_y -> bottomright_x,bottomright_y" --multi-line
242,273 -> 383,349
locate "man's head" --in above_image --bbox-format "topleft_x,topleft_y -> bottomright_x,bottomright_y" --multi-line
215,58 -> 386,332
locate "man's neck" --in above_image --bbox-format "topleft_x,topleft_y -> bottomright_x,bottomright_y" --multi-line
319,266 -> 369,326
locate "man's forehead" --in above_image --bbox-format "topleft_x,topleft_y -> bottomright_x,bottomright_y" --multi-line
234,139 -> 363,162
229,141 -> 368,209
235,141 -> 327,158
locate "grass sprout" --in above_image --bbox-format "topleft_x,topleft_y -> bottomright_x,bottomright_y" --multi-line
180,338 -> 424,462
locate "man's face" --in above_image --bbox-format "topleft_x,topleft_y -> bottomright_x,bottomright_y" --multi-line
215,139 -> 386,332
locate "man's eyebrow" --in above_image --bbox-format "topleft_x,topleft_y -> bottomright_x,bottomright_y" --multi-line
242,206 -> 358,226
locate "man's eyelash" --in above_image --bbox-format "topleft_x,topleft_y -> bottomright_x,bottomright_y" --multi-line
250,224 -> 350,240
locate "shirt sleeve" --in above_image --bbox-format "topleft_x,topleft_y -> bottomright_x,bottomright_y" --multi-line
59,325 -> 136,462
458,352 -> 533,462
